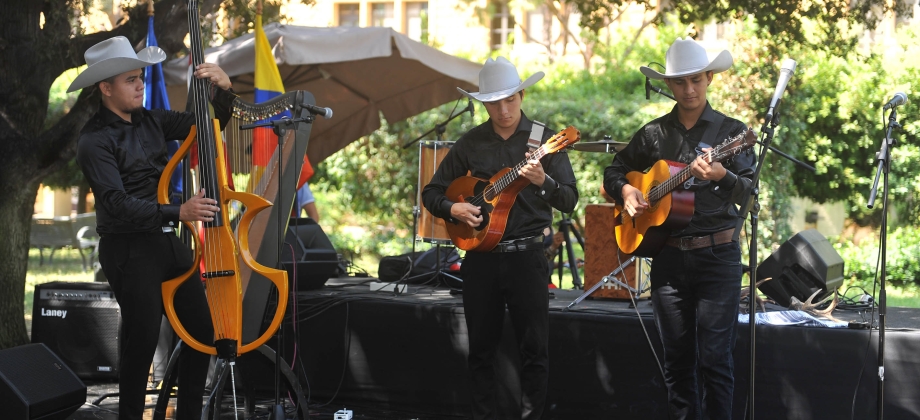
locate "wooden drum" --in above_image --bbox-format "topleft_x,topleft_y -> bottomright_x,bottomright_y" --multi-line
584,204 -> 651,299
417,141 -> 455,244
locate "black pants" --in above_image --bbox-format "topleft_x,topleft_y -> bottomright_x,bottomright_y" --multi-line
99,232 -> 214,420
650,242 -> 742,420
460,249 -> 550,420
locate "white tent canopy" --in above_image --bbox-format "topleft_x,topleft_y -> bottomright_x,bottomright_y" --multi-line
163,23 -> 481,164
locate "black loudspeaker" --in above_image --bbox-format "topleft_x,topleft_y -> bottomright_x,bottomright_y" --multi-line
757,229 -> 845,307
31,281 -> 121,380
0,343 -> 87,420
281,218 -> 340,291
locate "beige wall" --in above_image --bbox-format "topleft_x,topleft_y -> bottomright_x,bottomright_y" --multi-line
34,186 -> 74,219
789,197 -> 846,238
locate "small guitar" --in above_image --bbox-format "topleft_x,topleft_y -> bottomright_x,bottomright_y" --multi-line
614,129 -> 757,257
445,126 -> 581,252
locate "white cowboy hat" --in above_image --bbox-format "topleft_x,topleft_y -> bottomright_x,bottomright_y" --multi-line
640,37 -> 733,80
457,57 -> 544,102
67,36 -> 166,92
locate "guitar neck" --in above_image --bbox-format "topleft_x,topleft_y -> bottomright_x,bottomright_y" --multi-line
648,149 -> 726,203
186,0 -> 224,226
490,145 -> 549,194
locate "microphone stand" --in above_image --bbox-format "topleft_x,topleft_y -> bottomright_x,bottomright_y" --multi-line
867,106 -> 900,420
402,98 -> 472,149
646,76 -> 675,101
240,115 -> 313,420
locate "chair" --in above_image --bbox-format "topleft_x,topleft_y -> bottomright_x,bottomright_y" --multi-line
73,212 -> 100,271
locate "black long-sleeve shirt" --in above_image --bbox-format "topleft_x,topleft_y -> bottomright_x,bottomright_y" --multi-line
422,112 -> 579,244
77,87 -> 237,235
603,102 -> 755,237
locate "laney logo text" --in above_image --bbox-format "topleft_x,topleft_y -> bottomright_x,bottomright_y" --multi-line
41,308 -> 67,319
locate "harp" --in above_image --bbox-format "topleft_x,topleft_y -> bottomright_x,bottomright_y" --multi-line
226,91 -> 317,344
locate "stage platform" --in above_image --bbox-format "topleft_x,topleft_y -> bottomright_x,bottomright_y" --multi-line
67,277 -> 920,419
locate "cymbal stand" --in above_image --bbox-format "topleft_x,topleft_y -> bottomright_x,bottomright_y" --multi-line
564,256 -> 637,310
553,213 -> 585,289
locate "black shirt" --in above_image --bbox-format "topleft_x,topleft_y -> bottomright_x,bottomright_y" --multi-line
77,87 -> 237,235
603,102 -> 755,237
422,112 -> 579,244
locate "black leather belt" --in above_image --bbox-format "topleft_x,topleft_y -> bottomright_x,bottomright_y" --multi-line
665,228 -> 735,251
491,235 -> 544,253
100,226 -> 174,237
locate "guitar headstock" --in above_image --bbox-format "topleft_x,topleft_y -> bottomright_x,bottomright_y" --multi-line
543,126 -> 581,154
713,129 -> 757,162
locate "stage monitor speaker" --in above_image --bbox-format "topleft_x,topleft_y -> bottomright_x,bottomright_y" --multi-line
31,281 -> 121,380
281,218 -> 340,291
0,343 -> 87,420
756,229 -> 845,308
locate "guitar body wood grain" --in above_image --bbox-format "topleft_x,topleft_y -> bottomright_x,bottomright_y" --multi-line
615,159 -> 694,257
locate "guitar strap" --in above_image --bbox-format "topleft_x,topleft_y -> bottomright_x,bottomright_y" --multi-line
702,112 -> 726,153
667,112 -> 725,189
529,121 -> 547,152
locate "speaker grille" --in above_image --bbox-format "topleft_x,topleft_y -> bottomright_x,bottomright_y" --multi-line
31,282 -> 121,380
0,343 -> 86,420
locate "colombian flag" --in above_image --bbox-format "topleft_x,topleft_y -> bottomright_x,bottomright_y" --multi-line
251,14 -> 312,192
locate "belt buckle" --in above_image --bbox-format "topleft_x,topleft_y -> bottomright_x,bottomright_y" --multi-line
162,227 -> 175,233
505,243 -> 518,252
678,236 -> 694,251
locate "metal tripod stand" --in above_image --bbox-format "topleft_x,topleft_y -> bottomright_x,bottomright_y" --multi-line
551,213 -> 585,289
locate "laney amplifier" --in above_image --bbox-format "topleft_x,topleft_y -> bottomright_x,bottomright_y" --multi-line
31,281 -> 121,380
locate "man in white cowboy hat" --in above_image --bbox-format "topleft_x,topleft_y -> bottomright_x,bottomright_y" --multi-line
73,35 -> 236,420
603,38 -> 755,420
422,57 -> 578,419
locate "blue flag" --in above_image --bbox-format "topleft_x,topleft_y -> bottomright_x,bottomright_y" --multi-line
145,15 -> 181,197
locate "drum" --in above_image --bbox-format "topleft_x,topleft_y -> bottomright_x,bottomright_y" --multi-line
417,141 -> 455,244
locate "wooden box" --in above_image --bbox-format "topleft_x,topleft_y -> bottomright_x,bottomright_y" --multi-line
584,204 -> 651,300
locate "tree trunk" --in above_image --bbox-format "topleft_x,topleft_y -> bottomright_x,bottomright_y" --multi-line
0,0 -> 221,350
0,182 -> 41,348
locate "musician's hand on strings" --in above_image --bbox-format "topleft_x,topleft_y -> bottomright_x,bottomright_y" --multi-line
180,189 -> 220,222
690,148 -> 727,181
451,202 -> 483,228
519,151 -> 546,186
621,184 -> 648,217
194,63 -> 232,90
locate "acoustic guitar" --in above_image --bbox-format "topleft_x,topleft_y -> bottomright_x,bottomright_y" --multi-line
445,126 -> 580,252
614,129 -> 757,257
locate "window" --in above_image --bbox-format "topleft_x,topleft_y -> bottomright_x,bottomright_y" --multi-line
370,2 -> 395,28
490,0 -> 515,50
405,2 -> 429,42
338,3 -> 359,27
526,6 -> 547,44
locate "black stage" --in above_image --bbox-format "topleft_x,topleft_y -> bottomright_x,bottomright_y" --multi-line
67,277 -> 920,420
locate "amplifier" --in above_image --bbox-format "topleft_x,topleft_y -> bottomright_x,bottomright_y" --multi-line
584,204 -> 651,300
31,281 -> 121,380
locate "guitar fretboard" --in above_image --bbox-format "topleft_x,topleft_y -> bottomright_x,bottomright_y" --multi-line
646,135 -> 745,204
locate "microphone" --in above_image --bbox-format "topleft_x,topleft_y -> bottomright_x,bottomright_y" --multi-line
882,92 -> 908,111
302,103 -> 333,119
645,76 -> 651,100
468,98 -> 474,118
764,58 -> 797,125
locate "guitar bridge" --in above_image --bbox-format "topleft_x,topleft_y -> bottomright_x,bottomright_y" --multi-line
202,270 -> 236,278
